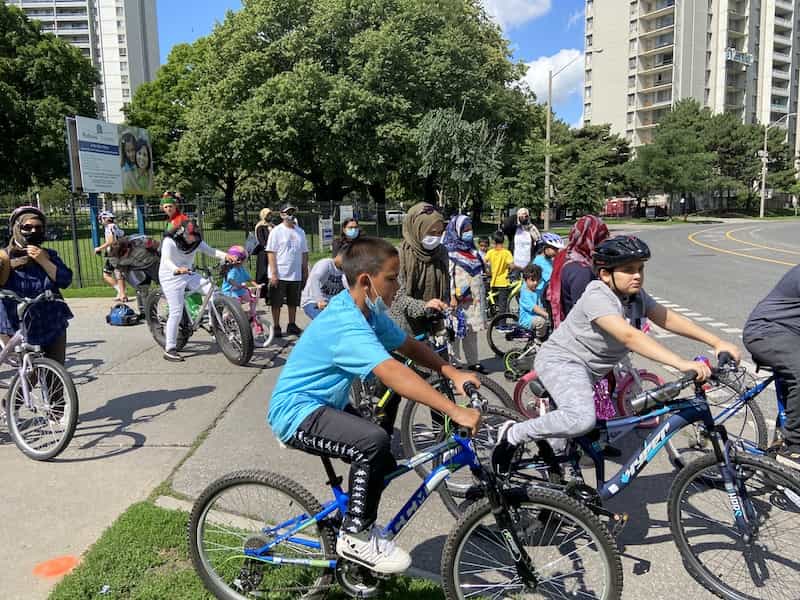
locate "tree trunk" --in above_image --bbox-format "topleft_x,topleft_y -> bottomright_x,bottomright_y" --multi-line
223,174 -> 237,228
368,182 -> 388,227
424,174 -> 437,206
471,195 -> 484,225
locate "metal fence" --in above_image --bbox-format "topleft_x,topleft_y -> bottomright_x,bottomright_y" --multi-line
31,195 -> 404,287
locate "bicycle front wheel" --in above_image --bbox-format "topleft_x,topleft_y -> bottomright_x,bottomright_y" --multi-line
442,487 -> 623,600
668,452 -> 800,600
188,470 -> 336,600
7,357 -> 79,460
487,312 -> 527,358
212,295 -> 255,366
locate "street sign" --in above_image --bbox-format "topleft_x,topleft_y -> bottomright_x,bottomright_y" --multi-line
340,204 -> 354,223
319,217 -> 334,250
646,207 -> 656,219
725,47 -> 753,66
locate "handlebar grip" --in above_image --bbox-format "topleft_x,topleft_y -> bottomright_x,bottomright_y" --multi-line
717,352 -> 734,368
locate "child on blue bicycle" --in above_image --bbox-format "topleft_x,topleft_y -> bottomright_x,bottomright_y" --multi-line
268,236 -> 481,574
518,264 -> 549,343
493,236 -> 741,472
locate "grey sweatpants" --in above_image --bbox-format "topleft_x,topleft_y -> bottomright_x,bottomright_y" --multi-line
507,349 -> 597,445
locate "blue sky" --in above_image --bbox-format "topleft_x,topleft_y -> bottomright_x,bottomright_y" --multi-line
155,0 -> 586,125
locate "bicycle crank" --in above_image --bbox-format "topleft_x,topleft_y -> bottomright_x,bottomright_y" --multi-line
335,559 -> 385,598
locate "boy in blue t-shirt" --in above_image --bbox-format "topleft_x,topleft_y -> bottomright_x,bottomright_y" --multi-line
518,264 -> 549,342
268,237 -> 481,574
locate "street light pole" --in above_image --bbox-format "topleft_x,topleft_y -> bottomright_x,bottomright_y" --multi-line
760,112 -> 796,218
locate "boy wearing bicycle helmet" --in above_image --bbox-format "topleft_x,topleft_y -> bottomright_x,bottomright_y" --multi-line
95,211 -> 127,301
158,220 -> 234,362
493,235 -> 741,472
533,232 -> 564,295
744,265 -> 800,470
268,237 -> 481,574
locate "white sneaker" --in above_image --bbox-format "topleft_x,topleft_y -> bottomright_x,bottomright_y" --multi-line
336,527 -> 411,574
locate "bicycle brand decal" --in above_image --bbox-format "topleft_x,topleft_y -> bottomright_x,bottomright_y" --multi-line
385,468 -> 449,536
620,422 -> 672,484
501,529 -> 522,562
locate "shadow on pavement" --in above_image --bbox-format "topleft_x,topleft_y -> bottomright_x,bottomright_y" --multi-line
53,385 -> 215,463
411,534 -> 447,571
65,339 -> 106,385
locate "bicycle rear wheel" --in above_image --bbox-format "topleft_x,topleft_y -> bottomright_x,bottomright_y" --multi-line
212,295 -> 255,366
188,470 -> 336,600
668,452 -> 800,600
442,487 -> 623,600
7,357 -> 79,460
144,288 -> 191,350
487,312 -> 528,358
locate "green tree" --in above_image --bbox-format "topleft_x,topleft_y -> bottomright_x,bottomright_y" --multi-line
0,4 -> 98,193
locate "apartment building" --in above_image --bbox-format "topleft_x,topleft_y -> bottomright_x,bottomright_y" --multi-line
585,0 -> 800,154
7,0 -> 159,124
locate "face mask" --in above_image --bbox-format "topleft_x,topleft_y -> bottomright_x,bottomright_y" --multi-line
421,235 -> 441,251
345,228 -> 359,239
365,277 -> 388,317
20,229 -> 45,246
461,231 -> 474,243
519,217 -> 530,226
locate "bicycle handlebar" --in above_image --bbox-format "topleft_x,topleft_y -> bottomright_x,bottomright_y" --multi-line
0,289 -> 61,321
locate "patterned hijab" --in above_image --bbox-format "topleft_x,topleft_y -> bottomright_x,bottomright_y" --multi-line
443,215 -> 484,277
547,215 -> 609,327
398,202 -> 449,301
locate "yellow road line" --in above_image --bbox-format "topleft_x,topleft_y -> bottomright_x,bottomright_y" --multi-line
687,227 -> 798,267
724,226 -> 800,256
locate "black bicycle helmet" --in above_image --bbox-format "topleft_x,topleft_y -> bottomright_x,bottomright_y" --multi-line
8,206 -> 46,232
166,219 -> 202,253
593,235 -> 651,270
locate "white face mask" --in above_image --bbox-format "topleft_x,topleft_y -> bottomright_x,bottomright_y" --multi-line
421,235 -> 441,251
365,277 -> 388,317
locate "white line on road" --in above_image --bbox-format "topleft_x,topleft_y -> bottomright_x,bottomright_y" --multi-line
694,317 -> 713,322
709,322 -> 729,327
684,312 -> 702,317
672,308 -> 691,313
722,327 -> 743,334
661,303 -> 681,308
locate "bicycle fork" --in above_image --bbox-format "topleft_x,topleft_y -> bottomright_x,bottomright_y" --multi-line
711,428 -> 757,541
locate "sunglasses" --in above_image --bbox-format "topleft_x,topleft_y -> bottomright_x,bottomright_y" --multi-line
21,224 -> 44,232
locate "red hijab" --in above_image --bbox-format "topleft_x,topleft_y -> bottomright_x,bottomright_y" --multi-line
547,215 -> 610,327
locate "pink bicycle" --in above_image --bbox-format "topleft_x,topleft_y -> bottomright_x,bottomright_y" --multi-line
239,287 -> 274,348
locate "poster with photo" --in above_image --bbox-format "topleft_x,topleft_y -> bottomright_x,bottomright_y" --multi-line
74,116 -> 155,195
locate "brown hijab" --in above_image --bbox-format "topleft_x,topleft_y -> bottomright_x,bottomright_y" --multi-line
398,202 -> 449,301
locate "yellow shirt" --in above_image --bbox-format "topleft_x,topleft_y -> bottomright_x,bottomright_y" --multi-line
486,248 -> 514,288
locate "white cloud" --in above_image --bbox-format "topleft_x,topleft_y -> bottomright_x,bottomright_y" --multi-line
521,48 -> 585,107
566,8 -> 584,30
483,0 -> 552,30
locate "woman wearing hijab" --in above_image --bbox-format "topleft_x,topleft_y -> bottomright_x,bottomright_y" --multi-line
0,207 -> 73,364
254,208 -> 273,303
547,215 -> 610,328
444,215 -> 488,373
388,202 -> 449,336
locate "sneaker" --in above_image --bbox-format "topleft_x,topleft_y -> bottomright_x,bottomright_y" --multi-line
777,444 -> 800,471
492,420 -> 518,476
336,527 -> 411,574
273,325 -> 283,339
286,323 -> 303,336
163,349 -> 184,362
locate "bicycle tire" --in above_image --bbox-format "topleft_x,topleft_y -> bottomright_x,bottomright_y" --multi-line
188,469 -> 336,600
487,312 -> 528,358
664,399 -> 768,470
442,487 -> 623,600
7,357 -> 79,460
514,370 -> 548,419
212,295 -> 255,366
144,288 -> 191,351
668,452 -> 800,600
400,380 -> 516,481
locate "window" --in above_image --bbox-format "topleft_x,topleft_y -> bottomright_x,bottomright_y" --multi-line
629,39 -> 637,52
119,47 -> 127,57
118,34 -> 125,44
116,7 -> 123,16
629,20 -> 637,33
586,70 -> 592,83
628,75 -> 636,89
628,93 -> 635,106
587,0 -> 594,16
627,113 -> 634,125
585,86 -> 592,100
122,88 -> 130,98
586,17 -> 593,32
629,57 -> 637,70
120,74 -> 129,85
120,61 -> 128,71
117,20 -> 123,29
586,34 -> 593,47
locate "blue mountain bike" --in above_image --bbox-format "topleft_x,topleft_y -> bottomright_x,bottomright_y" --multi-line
187,385 -> 623,600
443,356 -> 800,600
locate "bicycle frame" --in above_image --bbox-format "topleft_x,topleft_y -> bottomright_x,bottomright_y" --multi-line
0,330 -> 37,410
244,435 -> 479,567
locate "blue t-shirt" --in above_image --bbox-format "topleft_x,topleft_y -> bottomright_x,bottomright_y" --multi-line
518,284 -> 543,329
221,265 -> 251,298
268,290 -> 407,442
533,254 -> 553,294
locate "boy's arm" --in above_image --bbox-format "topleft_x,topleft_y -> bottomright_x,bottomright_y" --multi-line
595,314 -> 711,380
533,305 -> 548,318
647,304 -> 741,362
395,336 -> 480,396
372,358 -> 480,434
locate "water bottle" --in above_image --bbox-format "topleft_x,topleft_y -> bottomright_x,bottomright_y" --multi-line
185,292 -> 203,320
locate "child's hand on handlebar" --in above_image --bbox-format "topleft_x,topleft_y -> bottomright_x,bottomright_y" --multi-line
677,358 -> 712,382
713,340 -> 741,364
448,405 -> 481,437
446,368 -> 482,398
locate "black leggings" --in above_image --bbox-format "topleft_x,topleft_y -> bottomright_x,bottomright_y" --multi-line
287,406 -> 397,534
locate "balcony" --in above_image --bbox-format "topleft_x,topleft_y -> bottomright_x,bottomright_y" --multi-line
773,86 -> 790,96
773,68 -> 791,80
773,33 -> 792,47
776,0 -> 793,11
639,79 -> 673,92
639,97 -> 673,110
640,0 -> 675,20
775,16 -> 793,30
774,49 -> 792,63
640,23 -> 675,39
771,102 -> 789,112
640,41 -> 675,56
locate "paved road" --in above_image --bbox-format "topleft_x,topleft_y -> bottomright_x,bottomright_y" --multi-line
2,218 -> 797,599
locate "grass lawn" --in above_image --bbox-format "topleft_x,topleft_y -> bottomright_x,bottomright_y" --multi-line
50,502 -> 443,600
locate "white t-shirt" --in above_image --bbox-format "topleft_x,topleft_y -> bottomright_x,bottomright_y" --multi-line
513,227 -> 533,267
265,223 -> 309,282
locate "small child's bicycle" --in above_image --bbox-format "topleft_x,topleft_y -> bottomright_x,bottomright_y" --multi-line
187,384 -> 623,600
238,286 -> 274,348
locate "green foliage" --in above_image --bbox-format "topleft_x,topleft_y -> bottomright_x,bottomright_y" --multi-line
0,4 -> 98,193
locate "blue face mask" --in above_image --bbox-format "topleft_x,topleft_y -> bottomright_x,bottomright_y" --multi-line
365,278 -> 388,317
345,227 -> 359,239
461,231 -> 474,243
